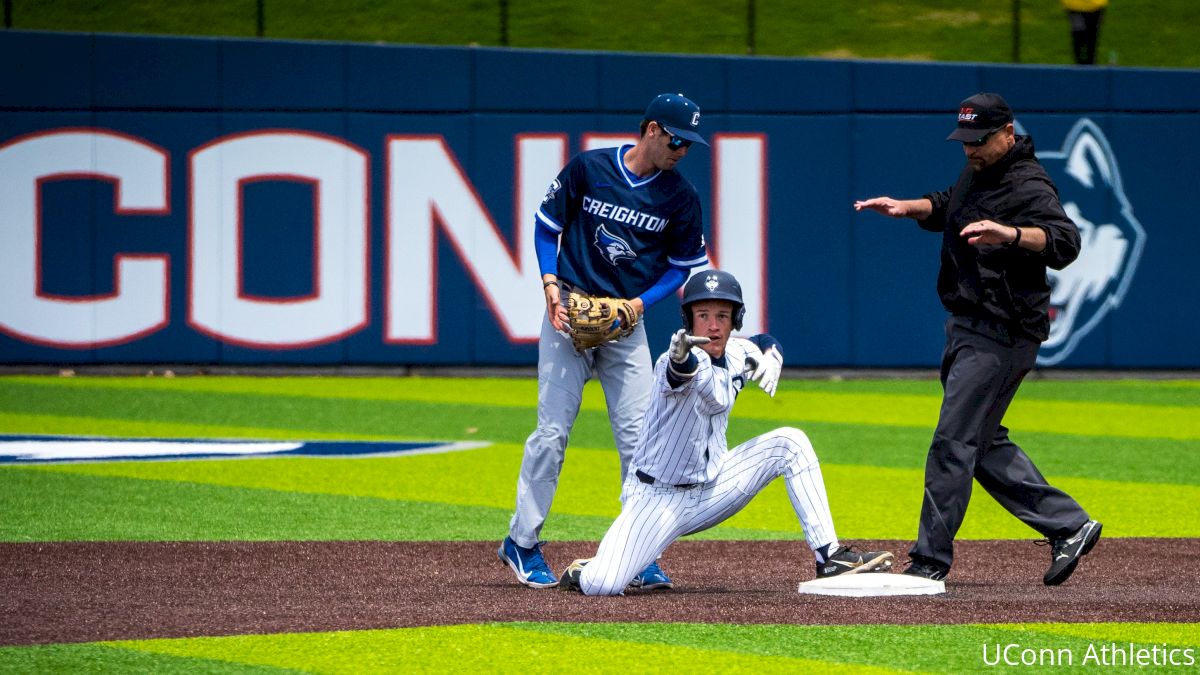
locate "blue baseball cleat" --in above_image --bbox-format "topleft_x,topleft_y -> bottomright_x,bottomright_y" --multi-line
497,536 -> 558,589
630,560 -> 673,590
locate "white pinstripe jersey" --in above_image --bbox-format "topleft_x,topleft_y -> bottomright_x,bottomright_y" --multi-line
632,337 -> 765,486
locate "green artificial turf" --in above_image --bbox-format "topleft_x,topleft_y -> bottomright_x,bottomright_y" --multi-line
1,375 -> 1197,542
1,622 -> 1196,673
2,375 -> 1196,671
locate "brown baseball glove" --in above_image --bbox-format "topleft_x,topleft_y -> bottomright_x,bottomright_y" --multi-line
564,290 -> 639,351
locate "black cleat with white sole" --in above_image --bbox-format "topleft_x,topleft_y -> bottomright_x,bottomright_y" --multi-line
557,558 -> 589,593
1043,519 -> 1102,586
816,545 -> 895,578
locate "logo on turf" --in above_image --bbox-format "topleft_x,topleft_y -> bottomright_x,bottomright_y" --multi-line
0,435 -> 488,463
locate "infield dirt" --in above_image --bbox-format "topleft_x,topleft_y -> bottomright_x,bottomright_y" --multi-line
3,538 -> 1196,645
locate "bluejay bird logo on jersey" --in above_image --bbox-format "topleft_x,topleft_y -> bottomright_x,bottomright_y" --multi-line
594,224 -> 636,266
542,178 -> 561,204
1033,118 -> 1147,366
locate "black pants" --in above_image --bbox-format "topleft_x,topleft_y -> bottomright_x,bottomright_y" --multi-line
1068,9 -> 1105,65
909,316 -> 1090,572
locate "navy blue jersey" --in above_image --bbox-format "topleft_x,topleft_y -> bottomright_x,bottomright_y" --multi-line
535,145 -> 707,298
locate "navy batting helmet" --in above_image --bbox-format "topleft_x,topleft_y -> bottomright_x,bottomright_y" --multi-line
680,270 -> 745,331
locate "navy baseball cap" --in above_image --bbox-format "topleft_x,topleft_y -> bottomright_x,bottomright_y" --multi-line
644,93 -> 709,147
947,92 -> 1013,143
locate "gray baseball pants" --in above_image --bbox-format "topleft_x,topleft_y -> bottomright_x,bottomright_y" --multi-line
508,314 -> 652,549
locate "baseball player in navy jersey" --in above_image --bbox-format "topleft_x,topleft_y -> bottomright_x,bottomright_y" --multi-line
556,271 -> 895,596
498,93 -> 710,589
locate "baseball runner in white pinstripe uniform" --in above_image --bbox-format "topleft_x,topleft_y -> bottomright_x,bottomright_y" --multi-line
558,270 -> 894,595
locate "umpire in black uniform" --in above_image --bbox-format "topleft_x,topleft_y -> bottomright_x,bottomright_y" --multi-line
854,92 -> 1102,585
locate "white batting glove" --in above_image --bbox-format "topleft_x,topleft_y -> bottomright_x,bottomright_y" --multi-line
669,329 -> 710,363
745,346 -> 783,397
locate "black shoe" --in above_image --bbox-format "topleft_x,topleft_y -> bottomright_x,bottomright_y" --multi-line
816,545 -> 895,578
557,558 -> 589,592
902,559 -> 948,581
1043,520 -> 1102,586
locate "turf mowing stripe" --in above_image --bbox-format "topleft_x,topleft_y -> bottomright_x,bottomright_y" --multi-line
0,382 -> 552,446
9,457 -> 1196,540
0,467 -> 620,542
3,408 -> 1196,489
733,391 -> 1200,440
0,643 -> 290,673
0,464 -> 796,542
4,383 -> 1198,489
987,622 -> 1200,647
4,377 -> 1196,440
0,411 -> 397,442
710,466 -> 1200,539
514,622 -> 1200,672
13,450 -> 1200,541
8,375 -> 1196,407
2,375 -> 544,405
97,625 -> 903,674
777,420 -> 1200,487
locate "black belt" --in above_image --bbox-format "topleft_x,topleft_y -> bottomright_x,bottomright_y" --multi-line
636,469 -> 698,489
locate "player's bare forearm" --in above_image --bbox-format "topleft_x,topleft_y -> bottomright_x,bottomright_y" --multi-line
853,197 -> 933,220
960,220 -> 1047,252
1015,225 -> 1047,251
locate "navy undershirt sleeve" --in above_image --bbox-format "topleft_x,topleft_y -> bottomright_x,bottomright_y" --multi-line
748,333 -> 782,355
666,352 -> 699,388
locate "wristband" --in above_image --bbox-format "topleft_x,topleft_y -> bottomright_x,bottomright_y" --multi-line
543,279 -> 558,288
1007,226 -> 1022,248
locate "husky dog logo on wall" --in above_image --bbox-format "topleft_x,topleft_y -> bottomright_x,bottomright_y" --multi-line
1034,118 -> 1147,366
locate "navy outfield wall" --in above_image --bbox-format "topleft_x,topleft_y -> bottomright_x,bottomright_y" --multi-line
2,30 -> 1197,368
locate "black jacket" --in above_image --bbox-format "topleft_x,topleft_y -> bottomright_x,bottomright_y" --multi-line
920,135 -> 1080,342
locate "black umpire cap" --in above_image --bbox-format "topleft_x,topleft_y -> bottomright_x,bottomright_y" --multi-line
947,92 -> 1013,143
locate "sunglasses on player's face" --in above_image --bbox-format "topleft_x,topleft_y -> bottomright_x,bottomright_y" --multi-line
963,129 -> 997,147
657,122 -> 692,150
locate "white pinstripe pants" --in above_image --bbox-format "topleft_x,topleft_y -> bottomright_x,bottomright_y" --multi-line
579,427 -> 837,596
